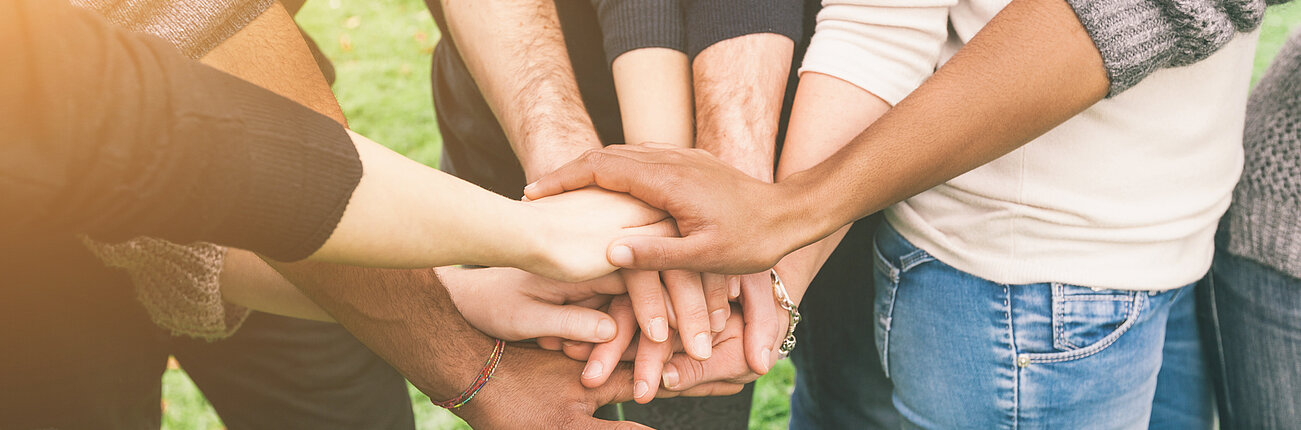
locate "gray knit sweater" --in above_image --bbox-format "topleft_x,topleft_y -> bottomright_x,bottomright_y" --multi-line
1228,30 -> 1301,279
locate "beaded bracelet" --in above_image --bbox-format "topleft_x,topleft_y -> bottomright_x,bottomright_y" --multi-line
432,339 -> 506,409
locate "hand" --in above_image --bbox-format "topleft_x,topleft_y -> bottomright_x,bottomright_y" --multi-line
520,187 -> 674,282
453,346 -> 651,430
441,266 -> 626,343
523,144 -> 826,275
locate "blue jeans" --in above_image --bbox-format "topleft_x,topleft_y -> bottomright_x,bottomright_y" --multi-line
873,222 -> 1213,429
1201,237 -> 1301,429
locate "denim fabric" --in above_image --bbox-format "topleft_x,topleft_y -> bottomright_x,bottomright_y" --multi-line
788,217 -> 899,429
1202,240 -> 1301,429
872,222 -> 1212,429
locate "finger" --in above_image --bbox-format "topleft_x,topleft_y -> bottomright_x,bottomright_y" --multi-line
608,235 -> 714,272
662,270 -> 712,360
562,341 -> 595,361
523,147 -> 643,200
740,272 -> 780,375
514,301 -> 619,343
620,269 -> 671,343
582,295 -> 638,388
672,382 -> 748,398
632,331 -> 673,404
702,273 -> 730,332
537,336 -> 564,351
626,217 -> 679,238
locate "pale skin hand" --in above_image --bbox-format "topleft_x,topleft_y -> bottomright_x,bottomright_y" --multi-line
575,34 -> 799,397
524,0 -> 1109,275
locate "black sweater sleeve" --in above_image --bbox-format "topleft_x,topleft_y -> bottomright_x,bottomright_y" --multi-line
684,0 -> 804,58
0,0 -> 361,262
590,0 -> 687,65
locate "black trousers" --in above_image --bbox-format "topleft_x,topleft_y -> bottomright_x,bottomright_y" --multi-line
0,236 -> 413,430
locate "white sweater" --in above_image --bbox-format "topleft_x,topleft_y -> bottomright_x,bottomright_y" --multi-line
800,0 -> 1258,290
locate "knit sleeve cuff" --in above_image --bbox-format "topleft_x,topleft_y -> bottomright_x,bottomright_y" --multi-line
592,0 -> 686,65
83,237 -> 250,341
1064,0 -> 1262,97
685,0 -> 803,59
203,73 -> 362,262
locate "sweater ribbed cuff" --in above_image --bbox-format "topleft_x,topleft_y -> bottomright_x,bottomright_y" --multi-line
1227,196 -> 1301,279
593,0 -> 686,65
208,75 -> 361,262
685,0 -> 803,59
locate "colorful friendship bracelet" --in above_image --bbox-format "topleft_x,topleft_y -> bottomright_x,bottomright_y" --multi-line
432,338 -> 506,409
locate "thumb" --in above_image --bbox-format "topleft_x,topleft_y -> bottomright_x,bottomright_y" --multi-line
523,157 -> 602,200
608,236 -> 711,272
517,302 -> 619,343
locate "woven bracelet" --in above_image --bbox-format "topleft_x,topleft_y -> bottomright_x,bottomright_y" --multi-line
432,339 -> 506,409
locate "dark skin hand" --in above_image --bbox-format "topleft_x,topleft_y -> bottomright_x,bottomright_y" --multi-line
267,260 -> 650,429
524,0 -> 1109,274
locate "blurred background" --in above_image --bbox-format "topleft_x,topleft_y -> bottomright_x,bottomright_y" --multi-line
156,1 -> 1301,428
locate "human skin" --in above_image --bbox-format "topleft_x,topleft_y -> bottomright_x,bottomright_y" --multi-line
524,0 -> 1108,276
201,6 -> 652,427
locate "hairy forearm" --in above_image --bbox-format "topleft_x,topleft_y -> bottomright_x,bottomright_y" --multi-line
441,0 -> 600,180
268,260 -> 496,400
612,47 -> 694,147
782,0 -> 1108,245
692,34 -> 793,181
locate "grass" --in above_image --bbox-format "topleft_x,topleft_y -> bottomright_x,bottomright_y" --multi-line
160,1 -> 1301,429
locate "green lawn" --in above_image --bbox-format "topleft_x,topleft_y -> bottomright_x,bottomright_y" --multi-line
161,1 -> 1301,429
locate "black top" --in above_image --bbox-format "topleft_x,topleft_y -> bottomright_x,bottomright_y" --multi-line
589,0 -> 805,64
1,0 -> 362,262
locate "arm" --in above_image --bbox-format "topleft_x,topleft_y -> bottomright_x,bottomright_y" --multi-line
438,0 -> 602,181
264,260 -> 649,429
523,0 -> 1106,274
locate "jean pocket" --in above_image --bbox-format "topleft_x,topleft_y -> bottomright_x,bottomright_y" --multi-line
1026,283 -> 1145,364
872,244 -> 898,378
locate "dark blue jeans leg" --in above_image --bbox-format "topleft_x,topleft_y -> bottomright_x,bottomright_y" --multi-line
1203,248 -> 1301,429
789,216 -> 899,429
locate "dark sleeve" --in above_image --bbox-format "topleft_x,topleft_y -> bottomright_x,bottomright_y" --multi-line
1067,0 -> 1291,97
590,0 -> 686,65
683,0 -> 804,58
0,0 -> 361,262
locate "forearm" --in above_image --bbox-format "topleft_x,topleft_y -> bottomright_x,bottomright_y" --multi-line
220,249 -> 334,322
440,0 -> 601,180
267,260 -> 497,400
691,34 -> 792,181
780,0 -> 1108,247
771,73 -> 893,303
612,47 -> 694,147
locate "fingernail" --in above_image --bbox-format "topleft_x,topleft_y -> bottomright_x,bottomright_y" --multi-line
582,361 -> 604,380
563,340 -> 583,349
760,348 -> 772,373
648,317 -> 668,342
609,245 -> 634,266
662,363 -> 680,389
728,277 -> 741,299
710,309 -> 727,332
524,182 -> 536,191
597,318 -> 616,341
634,380 -> 649,398
769,347 -> 780,368
694,333 -> 712,359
